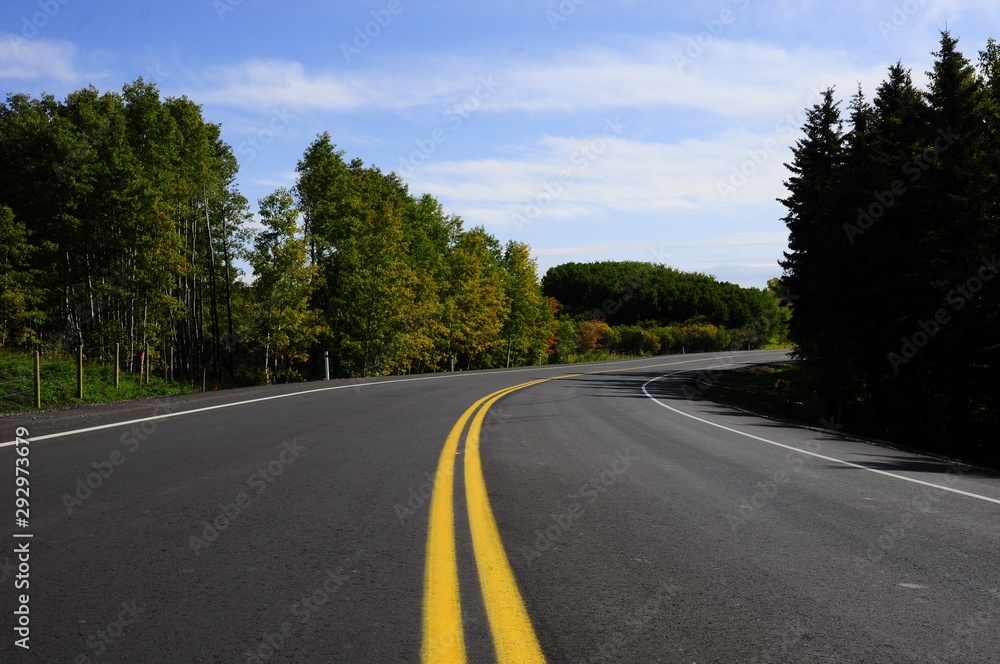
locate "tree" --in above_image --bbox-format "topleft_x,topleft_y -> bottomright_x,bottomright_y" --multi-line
437,228 -> 508,369
0,205 -> 44,346
778,88 -> 851,406
244,189 -> 321,383
777,35 -> 1000,458
500,240 -> 553,367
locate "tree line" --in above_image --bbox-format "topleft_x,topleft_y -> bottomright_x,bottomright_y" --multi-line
542,261 -> 787,359
1,79 -> 788,390
0,80 -> 246,382
780,32 -> 1000,460
0,81 -> 554,383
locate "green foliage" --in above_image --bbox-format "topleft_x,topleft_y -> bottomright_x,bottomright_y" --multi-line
540,260 -> 785,359
0,80 -> 249,387
780,32 -> 1000,461
292,133 -> 554,377
542,260 -> 782,339
241,189 -> 322,383
0,205 -> 45,346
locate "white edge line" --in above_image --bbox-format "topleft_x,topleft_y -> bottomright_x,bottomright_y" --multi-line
0,352 -> 781,448
0,375 -> 457,448
641,370 -> 1000,507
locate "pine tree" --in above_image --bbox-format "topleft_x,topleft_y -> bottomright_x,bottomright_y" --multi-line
778,89 -> 849,400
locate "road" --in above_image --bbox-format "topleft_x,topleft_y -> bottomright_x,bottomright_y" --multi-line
2,350 -> 1000,662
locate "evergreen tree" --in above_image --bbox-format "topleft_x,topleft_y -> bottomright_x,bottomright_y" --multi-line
779,89 -> 852,406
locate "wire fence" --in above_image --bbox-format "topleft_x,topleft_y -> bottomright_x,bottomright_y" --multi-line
0,343 -> 199,412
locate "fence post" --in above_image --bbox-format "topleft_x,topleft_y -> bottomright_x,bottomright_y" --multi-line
169,347 -> 174,382
115,343 -> 120,388
145,344 -> 150,384
77,344 -> 84,399
202,367 -> 207,392
34,351 -> 41,409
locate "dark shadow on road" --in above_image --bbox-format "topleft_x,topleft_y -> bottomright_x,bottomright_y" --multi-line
822,454 -> 1000,479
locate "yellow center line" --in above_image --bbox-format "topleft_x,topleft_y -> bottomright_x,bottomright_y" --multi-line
464,383 -> 550,664
421,380 -> 548,664
421,353 -> 783,662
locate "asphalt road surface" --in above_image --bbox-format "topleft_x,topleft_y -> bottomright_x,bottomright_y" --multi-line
2,350 -> 1000,663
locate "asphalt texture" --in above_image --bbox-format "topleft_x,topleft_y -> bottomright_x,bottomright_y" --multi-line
2,350 -> 1000,662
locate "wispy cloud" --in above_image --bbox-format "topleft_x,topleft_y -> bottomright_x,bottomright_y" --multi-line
402,131 -> 793,232
189,40 -> 882,119
0,34 -> 77,81
534,232 -> 789,258
484,40 -> 872,117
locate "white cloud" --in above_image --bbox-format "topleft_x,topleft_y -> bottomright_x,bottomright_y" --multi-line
196,60 -> 367,111
481,40 -> 856,117
401,129 -> 794,234
191,39 -> 883,120
193,57 -> 478,113
533,232 -> 788,258
0,34 -> 76,81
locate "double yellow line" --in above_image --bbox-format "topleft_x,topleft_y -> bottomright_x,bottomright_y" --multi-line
421,378 -> 554,664
421,354 -> 773,662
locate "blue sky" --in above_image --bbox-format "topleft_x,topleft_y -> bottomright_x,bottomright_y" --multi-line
3,0 -> 999,287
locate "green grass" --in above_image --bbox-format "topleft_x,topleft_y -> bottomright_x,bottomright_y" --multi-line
704,361 -> 1000,471
0,353 -> 198,413
701,361 -> 827,427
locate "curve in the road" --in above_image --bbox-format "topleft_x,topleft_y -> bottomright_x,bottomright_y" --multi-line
643,369 -> 1000,506
421,354 -> 766,664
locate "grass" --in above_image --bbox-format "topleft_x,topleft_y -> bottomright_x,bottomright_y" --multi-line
701,361 -> 827,428
703,361 -> 1000,472
0,353 -> 199,413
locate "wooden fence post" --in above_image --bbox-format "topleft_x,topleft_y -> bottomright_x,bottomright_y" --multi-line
34,351 -> 41,409
77,344 -> 84,399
